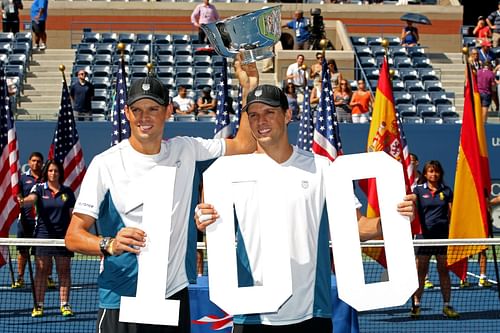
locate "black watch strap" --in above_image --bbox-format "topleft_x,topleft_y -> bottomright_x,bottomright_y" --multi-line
99,237 -> 113,257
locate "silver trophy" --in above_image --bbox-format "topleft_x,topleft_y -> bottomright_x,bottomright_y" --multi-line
201,6 -> 281,64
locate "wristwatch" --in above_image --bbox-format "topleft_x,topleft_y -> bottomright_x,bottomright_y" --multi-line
99,237 -> 114,257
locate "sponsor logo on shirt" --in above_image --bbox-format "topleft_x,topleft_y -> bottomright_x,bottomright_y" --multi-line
439,192 -> 444,201
42,196 -> 50,199
422,194 -> 430,199
61,193 -> 68,202
301,180 -> 309,189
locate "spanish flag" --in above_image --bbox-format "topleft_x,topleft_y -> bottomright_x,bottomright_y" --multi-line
360,58 -> 418,266
447,62 -> 490,277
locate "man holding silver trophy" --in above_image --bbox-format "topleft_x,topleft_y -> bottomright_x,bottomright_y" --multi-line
199,6 -> 416,333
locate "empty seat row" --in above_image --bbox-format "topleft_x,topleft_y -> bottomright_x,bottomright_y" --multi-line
81,32 -> 201,45
364,68 -> 439,82
359,55 -> 432,69
355,45 -> 426,59
396,104 -> 459,118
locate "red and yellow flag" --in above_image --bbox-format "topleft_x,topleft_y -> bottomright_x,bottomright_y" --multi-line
361,58 -> 418,266
447,63 -> 490,277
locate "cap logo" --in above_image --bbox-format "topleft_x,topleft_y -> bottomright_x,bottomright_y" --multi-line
254,89 -> 262,97
142,83 -> 151,91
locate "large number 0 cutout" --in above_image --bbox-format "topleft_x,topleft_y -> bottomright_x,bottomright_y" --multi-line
203,154 -> 292,315
326,152 -> 418,311
120,166 -> 180,326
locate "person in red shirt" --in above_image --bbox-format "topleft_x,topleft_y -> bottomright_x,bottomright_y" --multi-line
473,16 -> 492,43
476,61 -> 496,122
349,79 -> 372,124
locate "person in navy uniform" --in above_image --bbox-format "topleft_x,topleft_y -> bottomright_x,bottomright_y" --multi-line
13,152 -> 43,289
411,160 -> 459,319
20,159 -> 76,318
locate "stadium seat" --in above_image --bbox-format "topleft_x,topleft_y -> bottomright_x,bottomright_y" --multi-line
154,34 -> 172,45
175,44 -> 193,56
430,92 -> 453,105
194,66 -> 214,78
385,36 -> 401,46
390,69 -> 401,81
376,55 -> 393,68
91,100 -> 107,114
0,32 -> 14,43
393,92 -> 412,105
137,33 -> 154,44
364,68 -> 380,80
132,44 -> 151,56
160,77 -> 175,89
442,116 -> 461,124
349,80 -> 358,91
212,56 -> 225,67
418,68 -> 439,81
405,80 -> 425,92
366,37 -> 382,46
175,55 -> 194,66
156,54 -> 174,66
92,65 -> 112,78
193,55 -> 212,67
396,104 -> 417,117
437,105 -> 459,118
399,68 -> 418,81
197,115 -> 216,122
93,89 -> 109,102
156,66 -> 174,78
195,78 -> 215,90
130,66 -> 149,79
113,54 -> 130,65
413,57 -> 432,68
131,54 -> 150,66
172,34 -> 191,44
15,32 -> 32,44
408,46 -> 425,58
174,114 -> 196,122
101,32 -> 118,44
0,42 -> 12,55
423,116 -> 443,124
416,104 -> 437,117
175,66 -> 194,78
6,64 -> 24,83
412,92 -> 432,105
389,46 -> 408,57
82,32 -> 101,44
155,44 -> 174,56
76,43 -> 96,55
394,56 -> 412,68
359,56 -> 376,68
12,42 -> 31,58
424,80 -> 443,92
118,33 -> 136,44
175,77 -> 194,90
368,79 -> 378,91
114,44 -> 131,56
350,36 -> 367,46
402,116 -> 423,124
392,80 -> 405,91
94,54 -> 112,66
75,54 -> 94,66
92,77 -> 111,90
462,36 -> 476,47
370,45 -> 386,57
355,46 -> 373,57
96,43 -> 114,55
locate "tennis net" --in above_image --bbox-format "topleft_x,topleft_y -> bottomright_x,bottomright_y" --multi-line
0,238 -> 499,333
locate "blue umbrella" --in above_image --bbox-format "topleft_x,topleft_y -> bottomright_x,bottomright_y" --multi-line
400,12 -> 432,25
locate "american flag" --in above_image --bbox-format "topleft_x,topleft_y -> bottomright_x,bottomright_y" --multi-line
296,85 -> 314,151
232,86 -> 242,137
111,57 -> 130,146
48,78 -> 86,193
312,58 -> 343,161
214,58 -> 231,139
0,66 -> 19,266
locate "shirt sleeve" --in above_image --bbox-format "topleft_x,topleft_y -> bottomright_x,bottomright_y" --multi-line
178,136 -> 226,162
191,5 -> 200,24
73,155 -> 107,219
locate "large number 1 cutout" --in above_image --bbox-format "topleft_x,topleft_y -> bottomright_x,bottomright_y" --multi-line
326,152 -> 418,311
119,166 -> 180,326
203,154 -> 292,315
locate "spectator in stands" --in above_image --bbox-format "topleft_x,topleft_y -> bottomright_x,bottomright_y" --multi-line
30,0 -> 48,50
194,84 -> 416,332
190,0 -> 219,44
487,2 -> 500,48
327,58 -> 342,90
1,0 -> 23,34
409,153 -> 421,189
282,10 -> 311,50
310,52 -> 323,88
468,48 -> 480,73
286,54 -> 307,88
309,82 -> 320,110
473,16 -> 492,44
349,79 -> 372,124
65,56 -> 256,333
477,61 -> 496,123
173,85 -> 196,115
478,40 -> 495,66
12,152 -> 43,290
20,160 -> 76,318
333,79 -> 352,123
400,20 -> 419,47
70,70 -> 95,121
284,82 -> 299,120
197,86 -> 216,116
411,160 -> 459,319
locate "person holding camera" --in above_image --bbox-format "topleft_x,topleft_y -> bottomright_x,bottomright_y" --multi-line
282,10 -> 310,50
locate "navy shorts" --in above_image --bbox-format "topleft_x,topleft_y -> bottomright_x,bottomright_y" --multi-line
480,93 -> 492,107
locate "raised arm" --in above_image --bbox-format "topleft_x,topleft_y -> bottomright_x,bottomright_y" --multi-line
224,53 -> 258,155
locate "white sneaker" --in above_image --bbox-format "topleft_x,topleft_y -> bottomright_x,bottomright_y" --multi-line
34,44 -> 39,51
39,43 -> 46,50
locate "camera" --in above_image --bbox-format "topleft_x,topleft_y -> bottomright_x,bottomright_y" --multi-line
309,8 -> 333,50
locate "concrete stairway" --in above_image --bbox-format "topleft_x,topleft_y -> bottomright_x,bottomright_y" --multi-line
17,49 -> 75,120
